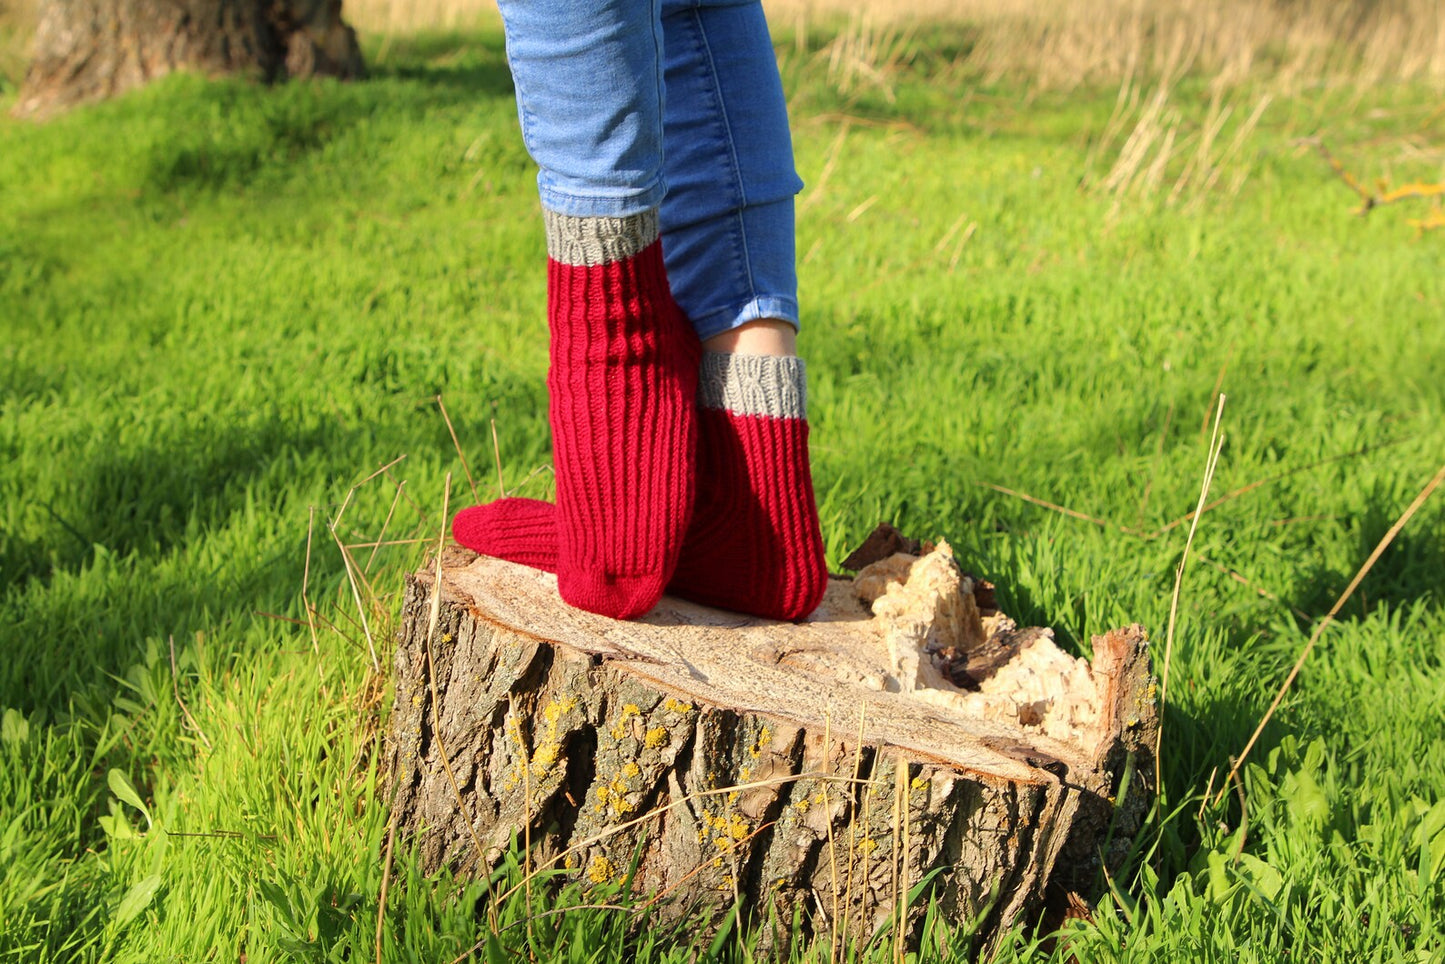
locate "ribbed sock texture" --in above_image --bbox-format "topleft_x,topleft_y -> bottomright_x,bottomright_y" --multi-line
452,497 -> 558,573
451,209 -> 697,620
669,352 -> 827,620
453,352 -> 826,621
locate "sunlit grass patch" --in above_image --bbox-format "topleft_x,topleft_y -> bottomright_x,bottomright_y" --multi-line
2,19 -> 1443,962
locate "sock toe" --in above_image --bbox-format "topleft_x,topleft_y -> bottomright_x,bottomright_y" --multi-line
558,568 -> 667,620
451,504 -> 495,552
451,498 -> 559,572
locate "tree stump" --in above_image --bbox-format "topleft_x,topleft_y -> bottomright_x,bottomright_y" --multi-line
13,0 -> 364,119
387,537 -> 1156,953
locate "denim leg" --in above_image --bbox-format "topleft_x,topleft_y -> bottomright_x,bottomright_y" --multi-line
496,0 -> 668,217
660,0 -> 804,340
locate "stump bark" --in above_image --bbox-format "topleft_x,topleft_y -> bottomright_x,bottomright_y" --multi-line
387,539 -> 1157,953
13,0 -> 364,118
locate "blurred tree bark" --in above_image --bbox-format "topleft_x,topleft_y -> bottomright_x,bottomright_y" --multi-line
12,0 -> 363,118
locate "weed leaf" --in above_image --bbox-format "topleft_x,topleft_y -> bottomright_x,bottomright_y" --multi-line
107,769 -> 153,830
115,874 -> 163,927
1,708 -> 29,745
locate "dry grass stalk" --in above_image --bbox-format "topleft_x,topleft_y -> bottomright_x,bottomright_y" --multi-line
435,394 -> 480,504
168,633 -> 214,751
1156,393 -> 1226,791
1219,458 -> 1445,806
364,482 -> 406,575
817,15 -> 915,103
976,481 -> 1143,536
330,481 -> 384,673
335,0 -> 1445,92
8,0 -> 1441,96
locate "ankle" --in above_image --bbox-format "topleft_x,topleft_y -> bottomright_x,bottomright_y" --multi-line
701,318 -> 797,357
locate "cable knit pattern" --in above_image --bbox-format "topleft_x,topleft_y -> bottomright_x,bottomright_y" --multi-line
543,209 -> 660,267
697,352 -> 806,420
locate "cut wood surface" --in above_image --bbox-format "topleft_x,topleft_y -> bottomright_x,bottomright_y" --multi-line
387,537 -> 1156,951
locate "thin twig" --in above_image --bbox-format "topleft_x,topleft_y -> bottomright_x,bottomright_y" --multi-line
1217,459 -> 1445,805
347,537 -> 429,550
840,703 -> 867,952
640,819 -> 778,911
1266,514 -> 1340,528
889,761 -> 904,964
1197,766 -> 1218,822
375,810 -> 397,964
801,120 -> 852,212
332,529 -> 380,674
385,466 -> 430,529
895,761 -> 911,964
821,711 -> 840,964
364,482 -> 406,575
976,482 -> 1142,535
490,771 -> 883,912
303,506 -> 322,669
1229,764 -> 1249,865
255,611 -> 311,627
354,454 -> 410,491
437,396 -> 480,504
496,904 -> 634,933
508,462 -> 554,499
520,701 -> 534,951
1200,346 -> 1234,438
168,635 -> 212,751
165,829 -> 276,840
1305,137 -> 1445,215
1149,436 -> 1412,539
1193,553 -> 1309,621
491,418 -> 507,500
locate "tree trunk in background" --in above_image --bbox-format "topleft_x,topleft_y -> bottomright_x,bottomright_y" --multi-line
13,0 -> 363,118
388,541 -> 1158,955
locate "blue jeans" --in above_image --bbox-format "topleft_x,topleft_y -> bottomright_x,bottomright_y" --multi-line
496,0 -> 804,341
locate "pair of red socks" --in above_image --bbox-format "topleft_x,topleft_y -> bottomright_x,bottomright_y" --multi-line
452,209 -> 827,621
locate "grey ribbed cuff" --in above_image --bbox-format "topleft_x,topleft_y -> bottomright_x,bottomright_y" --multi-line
697,352 -> 806,420
543,209 -> 660,266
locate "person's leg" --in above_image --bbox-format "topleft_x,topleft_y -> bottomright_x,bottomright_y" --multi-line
458,0 -> 828,621
452,0 -> 698,620
659,0 -> 827,619
656,0 -> 801,353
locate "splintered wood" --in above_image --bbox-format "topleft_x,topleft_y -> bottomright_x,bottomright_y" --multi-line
387,539 -> 1156,953
850,542 -> 1102,748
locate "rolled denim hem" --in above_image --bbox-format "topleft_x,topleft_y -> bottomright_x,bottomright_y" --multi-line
537,180 -> 668,220
690,295 -> 800,343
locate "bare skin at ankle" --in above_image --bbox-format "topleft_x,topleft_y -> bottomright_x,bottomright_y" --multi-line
702,318 -> 797,357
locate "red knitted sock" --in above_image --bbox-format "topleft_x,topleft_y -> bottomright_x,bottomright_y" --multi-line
452,209 -> 697,620
669,352 -> 827,620
452,497 -> 557,573
453,352 -> 826,621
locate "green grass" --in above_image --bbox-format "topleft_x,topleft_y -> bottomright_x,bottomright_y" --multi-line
2,25 -> 1443,962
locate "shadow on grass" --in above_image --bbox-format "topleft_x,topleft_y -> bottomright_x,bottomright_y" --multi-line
0,407 -> 430,716
1288,499 -> 1444,621
0,32 -> 519,196
368,30 -> 514,98
2,417 -> 333,589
